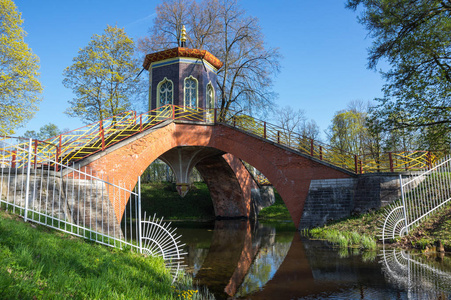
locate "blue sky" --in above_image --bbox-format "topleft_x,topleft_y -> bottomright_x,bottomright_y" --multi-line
13,0 -> 385,139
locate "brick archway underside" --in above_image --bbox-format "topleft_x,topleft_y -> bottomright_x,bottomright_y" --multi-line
79,122 -> 353,228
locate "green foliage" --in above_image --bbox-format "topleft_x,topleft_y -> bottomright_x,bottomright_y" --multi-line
347,0 -> 451,150
0,0 -> 42,135
22,123 -> 67,140
328,109 -> 368,154
139,182 -> 215,220
327,101 -> 385,158
413,238 -> 432,250
63,25 -> 142,123
258,191 -> 293,222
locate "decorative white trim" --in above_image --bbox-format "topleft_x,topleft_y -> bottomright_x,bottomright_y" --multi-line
156,77 -> 174,108
206,81 -> 215,110
183,75 -> 198,109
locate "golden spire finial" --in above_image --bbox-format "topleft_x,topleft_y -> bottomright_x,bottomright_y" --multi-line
181,25 -> 187,47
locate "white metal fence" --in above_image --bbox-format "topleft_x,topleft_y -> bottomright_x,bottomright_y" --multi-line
0,137 -> 185,281
381,155 -> 451,240
381,248 -> 451,298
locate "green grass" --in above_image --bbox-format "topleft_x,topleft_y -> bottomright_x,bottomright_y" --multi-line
139,182 -> 215,220
303,196 -> 451,251
307,227 -> 377,250
401,202 -> 451,251
0,208 -> 209,300
258,191 -> 293,222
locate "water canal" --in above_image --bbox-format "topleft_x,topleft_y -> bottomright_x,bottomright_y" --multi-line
174,220 -> 451,299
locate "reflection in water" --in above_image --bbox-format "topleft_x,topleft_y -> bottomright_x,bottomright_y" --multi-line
381,247 -> 451,299
234,241 -> 290,298
176,220 -> 451,299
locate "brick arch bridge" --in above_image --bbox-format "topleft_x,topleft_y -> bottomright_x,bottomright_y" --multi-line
75,121 -> 354,228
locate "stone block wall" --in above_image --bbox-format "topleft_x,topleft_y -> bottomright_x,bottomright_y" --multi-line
1,170 -> 123,239
298,173 -> 412,230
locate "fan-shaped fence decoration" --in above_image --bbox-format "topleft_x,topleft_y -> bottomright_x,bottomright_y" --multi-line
141,213 -> 187,282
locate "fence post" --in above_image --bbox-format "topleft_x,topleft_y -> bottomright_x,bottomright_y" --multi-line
277,131 -> 280,144
24,139 -> 33,222
57,135 -> 62,172
214,108 -> 217,124
389,152 -> 394,172
55,146 -> 59,172
137,176 -> 143,254
319,146 -> 323,160
11,150 -> 16,168
310,139 -> 314,156
399,174 -> 409,234
354,155 -> 358,174
33,140 -> 38,169
172,105 -> 175,119
263,122 -> 267,139
100,119 -> 105,151
427,151 -> 432,170
139,115 -> 143,132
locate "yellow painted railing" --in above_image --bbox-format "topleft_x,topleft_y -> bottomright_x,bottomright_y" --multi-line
222,112 -> 438,174
0,105 -> 439,177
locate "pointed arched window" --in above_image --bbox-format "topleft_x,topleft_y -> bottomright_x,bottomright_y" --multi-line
206,82 -> 215,110
184,76 -> 198,109
157,78 -> 173,107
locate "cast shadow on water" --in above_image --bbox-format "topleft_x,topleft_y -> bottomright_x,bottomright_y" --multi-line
175,220 -> 451,299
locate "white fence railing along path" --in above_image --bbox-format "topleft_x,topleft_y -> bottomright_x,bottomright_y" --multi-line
0,137 -> 185,282
381,155 -> 451,240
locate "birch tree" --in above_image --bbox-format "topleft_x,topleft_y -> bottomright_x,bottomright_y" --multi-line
63,25 -> 141,123
0,0 -> 42,135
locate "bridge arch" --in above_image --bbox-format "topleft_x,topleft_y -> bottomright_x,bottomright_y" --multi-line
76,122 -> 354,228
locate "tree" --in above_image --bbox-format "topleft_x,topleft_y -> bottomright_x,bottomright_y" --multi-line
347,0 -> 451,150
327,101 -> 379,155
274,106 -> 306,145
22,123 -> 67,141
0,0 -> 42,135
273,106 -> 320,140
63,25 -> 142,124
300,119 -> 320,141
138,0 -> 280,119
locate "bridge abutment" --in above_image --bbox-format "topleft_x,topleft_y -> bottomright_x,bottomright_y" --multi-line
299,173 -> 415,229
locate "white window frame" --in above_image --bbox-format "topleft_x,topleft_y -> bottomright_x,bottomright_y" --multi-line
156,77 -> 174,107
184,76 -> 198,109
206,81 -> 215,110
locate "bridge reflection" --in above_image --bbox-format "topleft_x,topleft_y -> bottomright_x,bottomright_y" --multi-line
178,220 -> 399,299
179,220 -> 317,299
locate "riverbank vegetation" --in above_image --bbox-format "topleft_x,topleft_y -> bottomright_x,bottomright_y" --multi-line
0,208 -> 209,299
141,182 -> 215,221
257,191 -> 293,222
305,201 -> 451,252
307,227 -> 377,250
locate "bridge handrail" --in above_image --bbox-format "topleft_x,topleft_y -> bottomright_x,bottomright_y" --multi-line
0,105 -> 440,174
217,110 -> 438,174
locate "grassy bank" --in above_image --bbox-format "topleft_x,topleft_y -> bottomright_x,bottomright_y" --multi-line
140,182 -> 215,220
0,209 -> 207,299
305,201 -> 451,251
257,191 -> 293,222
